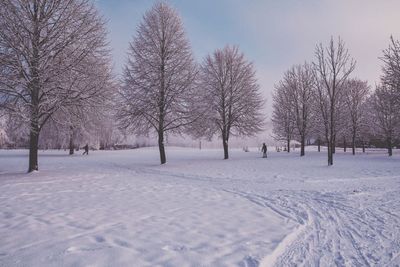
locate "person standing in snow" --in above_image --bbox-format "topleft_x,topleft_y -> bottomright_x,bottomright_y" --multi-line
261,143 -> 267,158
83,144 -> 89,155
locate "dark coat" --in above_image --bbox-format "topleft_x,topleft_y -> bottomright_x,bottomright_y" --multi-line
262,144 -> 267,153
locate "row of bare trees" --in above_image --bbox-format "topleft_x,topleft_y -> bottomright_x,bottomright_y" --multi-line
0,1 -> 264,169
6,1 -> 396,170
117,2 -> 264,164
272,36 -> 400,165
272,63 -> 315,156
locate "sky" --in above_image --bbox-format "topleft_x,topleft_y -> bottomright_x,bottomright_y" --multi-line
96,0 -> 400,115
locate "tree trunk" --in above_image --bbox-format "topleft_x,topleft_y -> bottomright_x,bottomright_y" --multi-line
69,139 -> 74,155
326,137 -> 333,166
158,130 -> 166,164
223,138 -> 229,159
387,137 -> 393,156
332,135 -> 336,154
287,138 -> 290,153
28,87 -> 39,172
362,140 -> 365,153
159,38 -> 166,165
100,141 -> 105,150
318,138 -> 320,152
352,134 -> 356,155
69,126 -> 74,155
343,137 -> 346,152
329,99 -> 335,163
28,123 -> 39,172
327,137 -> 333,166
300,135 -> 305,156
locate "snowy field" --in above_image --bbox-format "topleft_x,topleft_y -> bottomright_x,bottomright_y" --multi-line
0,147 -> 399,267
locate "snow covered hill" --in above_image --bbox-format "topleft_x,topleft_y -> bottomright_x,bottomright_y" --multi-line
0,148 -> 399,266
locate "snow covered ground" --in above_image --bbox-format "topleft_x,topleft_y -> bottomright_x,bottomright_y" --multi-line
0,147 -> 399,266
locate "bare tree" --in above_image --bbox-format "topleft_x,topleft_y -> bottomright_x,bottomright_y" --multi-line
358,100 -> 372,153
343,79 -> 370,155
370,36 -> 400,156
39,95 -> 119,152
313,37 -> 356,165
283,63 -> 315,156
198,45 -> 264,159
368,84 -> 399,156
49,106 -> 95,155
53,53 -> 114,155
0,111 -> 28,148
0,0 -> 110,172
381,36 -> 400,101
0,110 -> 9,148
333,90 -> 352,153
271,82 -> 295,152
118,2 -> 197,164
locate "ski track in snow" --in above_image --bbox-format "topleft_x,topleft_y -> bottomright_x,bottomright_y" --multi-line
0,148 -> 399,266
229,188 -> 400,267
101,152 -> 400,266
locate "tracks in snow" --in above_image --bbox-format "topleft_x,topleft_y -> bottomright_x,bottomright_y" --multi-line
94,160 -> 400,266
229,189 -> 400,267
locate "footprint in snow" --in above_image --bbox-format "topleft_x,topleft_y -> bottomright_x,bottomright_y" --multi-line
67,222 -> 95,230
114,239 -> 132,248
2,211 -> 14,219
94,235 -> 106,243
240,255 -> 259,267
162,245 -> 187,252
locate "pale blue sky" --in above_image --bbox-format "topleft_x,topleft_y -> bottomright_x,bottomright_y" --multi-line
96,0 -> 400,113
